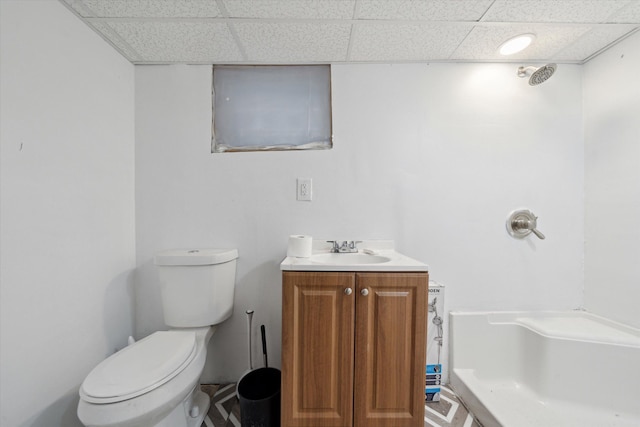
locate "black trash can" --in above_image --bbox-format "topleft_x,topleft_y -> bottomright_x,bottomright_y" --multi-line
237,367 -> 281,427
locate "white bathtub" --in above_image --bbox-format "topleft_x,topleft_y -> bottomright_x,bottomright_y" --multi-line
449,311 -> 640,427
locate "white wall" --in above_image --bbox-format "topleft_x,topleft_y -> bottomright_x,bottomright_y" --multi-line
135,62 -> 585,383
2,1 -> 635,422
584,31 -> 640,329
0,2 -> 135,426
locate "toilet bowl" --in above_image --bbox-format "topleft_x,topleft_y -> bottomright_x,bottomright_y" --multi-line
78,248 -> 238,427
78,327 -> 214,427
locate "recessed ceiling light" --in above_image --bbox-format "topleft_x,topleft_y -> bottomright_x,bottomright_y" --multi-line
499,34 -> 536,56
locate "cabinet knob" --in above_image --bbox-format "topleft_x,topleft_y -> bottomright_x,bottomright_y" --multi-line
344,287 -> 353,295
360,288 -> 369,296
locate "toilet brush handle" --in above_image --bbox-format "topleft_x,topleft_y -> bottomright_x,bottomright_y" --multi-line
261,325 -> 268,368
246,310 -> 254,370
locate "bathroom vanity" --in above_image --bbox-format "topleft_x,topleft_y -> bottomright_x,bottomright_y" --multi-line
280,241 -> 428,427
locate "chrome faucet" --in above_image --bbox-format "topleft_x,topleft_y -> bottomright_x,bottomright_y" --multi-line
327,240 -> 361,253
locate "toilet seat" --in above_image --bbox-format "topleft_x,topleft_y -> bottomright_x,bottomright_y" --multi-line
80,331 -> 197,404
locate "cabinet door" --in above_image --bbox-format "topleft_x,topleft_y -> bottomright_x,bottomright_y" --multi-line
282,272 -> 356,427
354,273 -> 428,427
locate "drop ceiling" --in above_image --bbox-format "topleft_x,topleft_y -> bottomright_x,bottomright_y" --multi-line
60,0 -> 640,64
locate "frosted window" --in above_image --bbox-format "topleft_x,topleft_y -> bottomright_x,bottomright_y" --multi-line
212,65 -> 332,152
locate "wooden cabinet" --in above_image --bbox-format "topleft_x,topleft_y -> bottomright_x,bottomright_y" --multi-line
282,271 -> 428,427
282,272 -> 355,427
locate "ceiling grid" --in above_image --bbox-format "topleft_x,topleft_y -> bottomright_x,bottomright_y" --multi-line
215,0 -> 250,61
59,0 -> 640,64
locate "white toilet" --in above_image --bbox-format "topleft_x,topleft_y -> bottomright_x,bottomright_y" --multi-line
78,248 -> 238,427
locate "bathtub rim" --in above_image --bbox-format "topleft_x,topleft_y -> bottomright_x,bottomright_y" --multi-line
449,309 -> 640,347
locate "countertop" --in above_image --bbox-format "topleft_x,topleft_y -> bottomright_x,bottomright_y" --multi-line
280,240 -> 429,272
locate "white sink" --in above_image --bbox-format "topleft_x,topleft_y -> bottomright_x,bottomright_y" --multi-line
310,253 -> 391,265
280,240 -> 428,272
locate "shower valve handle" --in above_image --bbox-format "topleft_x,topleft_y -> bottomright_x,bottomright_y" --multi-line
507,209 -> 546,240
513,218 -> 545,240
530,228 -> 546,240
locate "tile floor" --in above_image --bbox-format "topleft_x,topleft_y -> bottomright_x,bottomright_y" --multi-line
200,383 -> 482,427
424,385 -> 483,427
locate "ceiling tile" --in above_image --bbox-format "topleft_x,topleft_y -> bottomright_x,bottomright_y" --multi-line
233,23 -> 351,62
222,0 -> 356,19
90,22 -> 144,61
483,0 -> 632,23
356,0 -> 493,21
609,1 -> 640,23
97,21 -> 242,62
70,0 -> 223,18
452,25 -> 591,61
552,25 -> 638,61
350,23 -> 471,61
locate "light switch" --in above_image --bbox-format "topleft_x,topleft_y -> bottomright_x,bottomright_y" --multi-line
297,178 -> 312,201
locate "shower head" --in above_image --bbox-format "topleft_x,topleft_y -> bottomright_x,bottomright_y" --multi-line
517,63 -> 557,86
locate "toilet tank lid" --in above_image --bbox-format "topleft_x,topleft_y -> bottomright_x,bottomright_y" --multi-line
154,248 -> 238,266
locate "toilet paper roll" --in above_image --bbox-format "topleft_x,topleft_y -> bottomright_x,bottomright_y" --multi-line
287,235 -> 313,258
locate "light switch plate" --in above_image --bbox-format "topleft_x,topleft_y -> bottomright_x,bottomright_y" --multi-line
297,178 -> 312,201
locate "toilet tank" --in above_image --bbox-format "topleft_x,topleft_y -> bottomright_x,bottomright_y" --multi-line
154,248 -> 238,327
